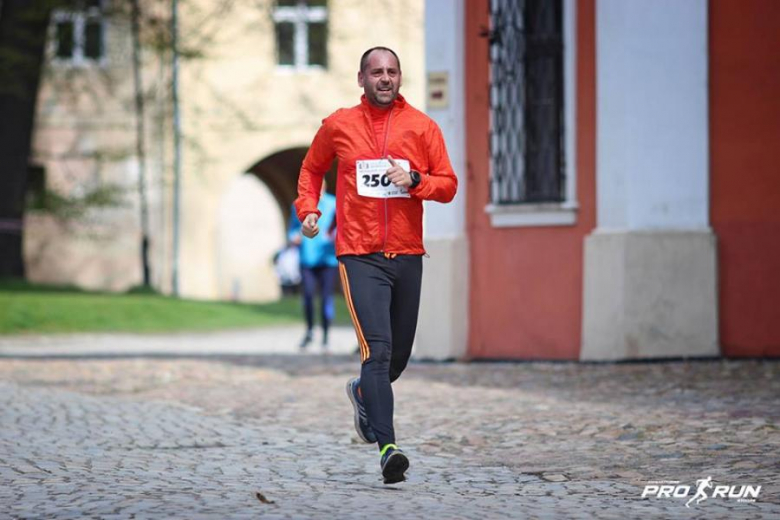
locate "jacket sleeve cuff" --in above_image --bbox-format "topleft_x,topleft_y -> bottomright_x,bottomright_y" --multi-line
300,209 -> 323,220
408,173 -> 425,196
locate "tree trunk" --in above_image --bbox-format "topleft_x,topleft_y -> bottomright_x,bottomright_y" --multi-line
131,0 -> 152,287
0,0 -> 54,278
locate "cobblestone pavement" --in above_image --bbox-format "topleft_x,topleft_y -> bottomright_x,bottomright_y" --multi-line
0,329 -> 778,519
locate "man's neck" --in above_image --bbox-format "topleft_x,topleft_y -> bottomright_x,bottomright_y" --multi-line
367,101 -> 393,112
362,93 -> 398,112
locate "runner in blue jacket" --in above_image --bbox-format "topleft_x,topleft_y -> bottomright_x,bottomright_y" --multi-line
288,189 -> 338,348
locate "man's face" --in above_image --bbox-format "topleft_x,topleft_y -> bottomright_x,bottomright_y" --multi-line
358,50 -> 402,108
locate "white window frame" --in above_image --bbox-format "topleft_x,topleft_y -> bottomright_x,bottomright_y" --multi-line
485,0 -> 578,227
50,0 -> 108,68
272,1 -> 328,72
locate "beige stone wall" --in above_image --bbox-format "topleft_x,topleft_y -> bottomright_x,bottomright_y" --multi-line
26,0 -> 424,301
27,4 -> 143,292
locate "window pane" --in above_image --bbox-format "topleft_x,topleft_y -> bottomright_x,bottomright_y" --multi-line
488,0 -> 564,204
307,0 -> 327,6
277,0 -> 297,6
276,22 -> 294,65
308,22 -> 327,67
55,21 -> 74,59
523,0 -> 563,202
84,20 -> 103,60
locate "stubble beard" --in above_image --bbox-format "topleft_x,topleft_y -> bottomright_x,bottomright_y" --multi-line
368,83 -> 397,108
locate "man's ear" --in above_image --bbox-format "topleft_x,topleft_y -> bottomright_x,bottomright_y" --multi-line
357,71 -> 365,88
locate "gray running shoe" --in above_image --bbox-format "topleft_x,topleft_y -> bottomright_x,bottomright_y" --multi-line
346,377 -> 376,443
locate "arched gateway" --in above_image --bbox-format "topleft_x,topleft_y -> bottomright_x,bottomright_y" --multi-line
214,147 -> 336,303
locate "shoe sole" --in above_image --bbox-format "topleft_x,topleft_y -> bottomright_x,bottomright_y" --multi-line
382,452 -> 409,484
345,379 -> 374,444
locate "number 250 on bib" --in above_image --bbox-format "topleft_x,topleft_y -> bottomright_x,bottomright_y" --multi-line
355,159 -> 411,199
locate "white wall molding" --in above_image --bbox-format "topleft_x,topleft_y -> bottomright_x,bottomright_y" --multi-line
416,0 -> 468,360
485,202 -> 578,227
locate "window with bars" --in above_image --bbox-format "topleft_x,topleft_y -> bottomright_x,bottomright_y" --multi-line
488,0 -> 565,204
52,0 -> 106,66
273,0 -> 328,69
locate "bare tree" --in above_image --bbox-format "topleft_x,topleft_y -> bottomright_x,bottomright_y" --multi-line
131,0 -> 151,287
0,0 -> 62,278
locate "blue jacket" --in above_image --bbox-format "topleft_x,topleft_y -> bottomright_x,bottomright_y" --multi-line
288,192 -> 338,268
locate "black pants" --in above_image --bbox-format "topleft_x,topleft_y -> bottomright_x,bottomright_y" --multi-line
301,265 -> 338,338
338,253 -> 423,449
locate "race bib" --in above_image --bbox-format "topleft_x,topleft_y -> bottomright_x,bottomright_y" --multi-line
355,159 -> 411,199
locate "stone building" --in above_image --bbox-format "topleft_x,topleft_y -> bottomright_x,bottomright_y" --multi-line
26,0 -> 424,302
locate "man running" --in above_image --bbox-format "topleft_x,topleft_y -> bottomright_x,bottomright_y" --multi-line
294,46 -> 457,484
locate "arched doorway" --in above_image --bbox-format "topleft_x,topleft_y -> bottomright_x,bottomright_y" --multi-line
246,147 -> 336,233
215,147 -> 336,303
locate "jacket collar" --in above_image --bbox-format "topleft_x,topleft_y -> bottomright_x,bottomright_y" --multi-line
360,93 -> 407,112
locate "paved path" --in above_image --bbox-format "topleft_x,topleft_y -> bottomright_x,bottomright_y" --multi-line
0,328 -> 778,519
0,326 -> 357,357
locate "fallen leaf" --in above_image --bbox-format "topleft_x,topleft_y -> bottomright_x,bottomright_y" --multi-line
255,491 -> 275,505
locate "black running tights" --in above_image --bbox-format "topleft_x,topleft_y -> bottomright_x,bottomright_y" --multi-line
338,253 -> 423,449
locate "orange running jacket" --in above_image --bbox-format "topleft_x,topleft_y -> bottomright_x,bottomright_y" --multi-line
295,94 -> 458,257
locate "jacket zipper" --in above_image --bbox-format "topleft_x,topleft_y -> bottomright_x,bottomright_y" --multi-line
361,104 -> 395,254
381,108 -> 394,253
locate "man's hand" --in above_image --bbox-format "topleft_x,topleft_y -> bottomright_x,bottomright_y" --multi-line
386,155 -> 412,188
301,213 -> 319,238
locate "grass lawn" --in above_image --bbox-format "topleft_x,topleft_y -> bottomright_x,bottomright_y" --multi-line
0,279 -> 351,335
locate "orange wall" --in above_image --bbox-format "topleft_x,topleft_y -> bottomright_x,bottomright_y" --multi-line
710,0 -> 780,357
465,0 -> 596,359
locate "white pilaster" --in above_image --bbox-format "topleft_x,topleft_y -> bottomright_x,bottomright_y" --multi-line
415,0 -> 468,360
582,0 -> 718,360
